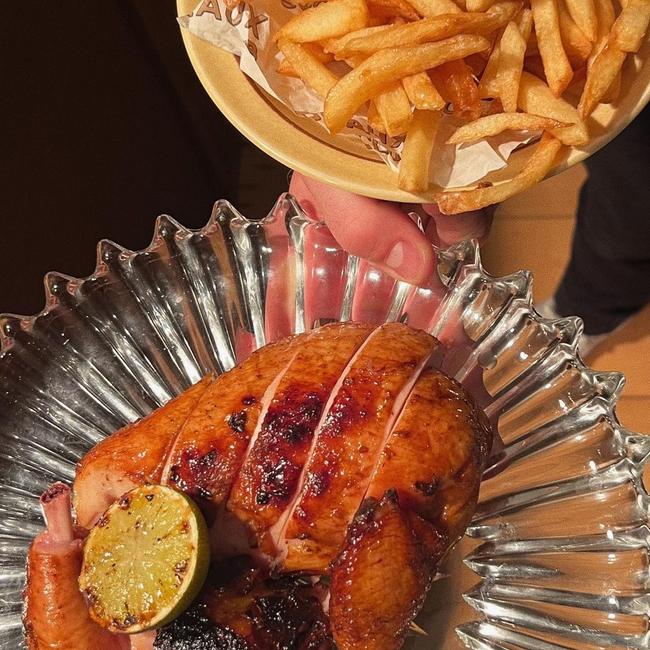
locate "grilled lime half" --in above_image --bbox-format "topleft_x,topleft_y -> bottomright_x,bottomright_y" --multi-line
79,484 -> 209,634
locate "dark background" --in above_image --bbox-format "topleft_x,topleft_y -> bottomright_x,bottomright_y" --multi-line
1,1 -> 287,315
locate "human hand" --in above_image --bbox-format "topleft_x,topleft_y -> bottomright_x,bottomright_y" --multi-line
289,172 -> 494,286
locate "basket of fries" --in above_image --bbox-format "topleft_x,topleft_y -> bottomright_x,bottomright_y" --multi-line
177,0 -> 650,209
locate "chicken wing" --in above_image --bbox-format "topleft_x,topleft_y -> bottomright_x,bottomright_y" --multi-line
329,492 -> 434,650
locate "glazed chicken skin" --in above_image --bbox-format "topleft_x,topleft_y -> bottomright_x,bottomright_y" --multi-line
25,322 -> 492,650
24,483 -> 128,650
74,376 -> 212,529
228,322 -> 375,554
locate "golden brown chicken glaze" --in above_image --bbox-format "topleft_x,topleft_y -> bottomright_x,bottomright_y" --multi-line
281,323 -> 438,573
329,492 -> 436,650
162,335 -> 304,518
228,323 -> 374,551
366,368 -> 492,543
73,376 -> 212,529
24,484 -> 128,650
27,323 -> 493,650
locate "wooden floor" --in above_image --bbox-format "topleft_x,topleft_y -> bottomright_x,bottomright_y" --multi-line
482,164 -> 650,438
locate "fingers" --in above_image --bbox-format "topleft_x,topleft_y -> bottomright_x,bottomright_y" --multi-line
289,173 -> 436,286
422,203 -> 495,247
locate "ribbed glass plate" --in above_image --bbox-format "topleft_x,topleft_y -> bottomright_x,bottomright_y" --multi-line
1,195 -> 648,649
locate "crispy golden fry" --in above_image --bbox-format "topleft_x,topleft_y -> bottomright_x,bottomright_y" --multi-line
558,0 -> 593,64
594,0 -> 616,36
518,71 -> 589,144
578,43 -> 627,116
375,83 -> 414,135
611,0 -> 650,52
402,72 -> 447,109
531,0 -> 574,95
278,40 -> 340,98
275,0 -> 369,43
496,21 -> 527,111
398,110 -> 441,191
406,0 -> 463,15
338,2 -> 520,55
323,25 -> 393,57
367,101 -> 387,132
368,0 -> 421,20
435,133 -> 563,213
564,0 -> 598,41
324,34 -> 490,132
277,57 -> 298,77
602,69 -> 621,102
278,44 -> 336,77
586,0 -> 614,68
338,15 -> 485,54
447,111 -> 565,142
466,0 -> 497,10
589,0 -> 615,74
430,59 -> 482,118
478,28 -> 504,97
516,7 -> 534,39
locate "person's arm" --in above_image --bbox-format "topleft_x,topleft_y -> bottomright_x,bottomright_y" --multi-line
290,173 -> 493,285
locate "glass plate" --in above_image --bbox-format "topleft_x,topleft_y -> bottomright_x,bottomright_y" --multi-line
1,195 -> 648,649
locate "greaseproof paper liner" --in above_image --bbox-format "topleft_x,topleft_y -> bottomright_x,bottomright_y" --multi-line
179,0 -> 536,189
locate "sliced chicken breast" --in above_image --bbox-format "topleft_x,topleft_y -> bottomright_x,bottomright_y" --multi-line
280,323 -> 438,573
162,334 -> 304,518
227,323 -> 374,552
73,376 -> 212,529
366,368 -> 492,543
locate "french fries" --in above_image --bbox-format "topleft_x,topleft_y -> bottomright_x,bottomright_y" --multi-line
270,0 -> 649,204
447,111 -> 565,142
278,40 -> 340,98
564,0 -> 598,41
407,0 -> 464,14
435,133 -> 563,212
611,0 -> 650,52
478,27 -> 505,97
337,5 -> 518,56
530,0 -> 573,95
375,83 -> 414,135
557,0 -> 593,64
578,42 -> 627,117
368,0 -> 422,20
495,21 -> 528,110
323,25 -> 393,58
367,101 -> 388,131
337,15 -> 488,55
518,71 -> 588,144
275,0 -> 369,43
399,110 -> 441,191
430,59 -> 482,118
324,35 -> 490,132
402,72 -> 447,109
467,0 -> 498,10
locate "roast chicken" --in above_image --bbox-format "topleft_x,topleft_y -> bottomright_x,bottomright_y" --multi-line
24,322 -> 492,650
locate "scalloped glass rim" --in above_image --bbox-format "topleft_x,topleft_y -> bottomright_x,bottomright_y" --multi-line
0,194 -> 648,649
